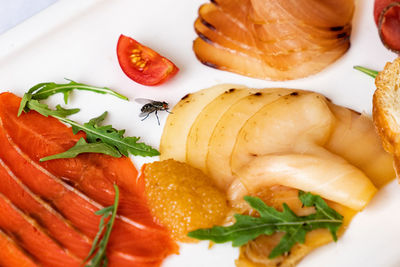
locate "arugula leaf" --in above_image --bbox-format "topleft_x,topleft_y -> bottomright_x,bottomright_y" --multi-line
60,112 -> 159,157
26,80 -> 128,102
298,191 -> 342,241
84,184 -> 119,267
40,138 -> 121,162
18,79 -> 128,116
18,82 -> 158,158
353,66 -> 379,78
25,99 -> 80,117
188,191 -> 343,259
22,105 -> 158,158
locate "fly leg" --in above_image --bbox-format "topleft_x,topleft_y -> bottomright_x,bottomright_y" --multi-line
155,110 -> 160,125
141,111 -> 154,121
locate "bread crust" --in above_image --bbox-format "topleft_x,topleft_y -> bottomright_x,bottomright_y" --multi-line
373,57 -> 400,175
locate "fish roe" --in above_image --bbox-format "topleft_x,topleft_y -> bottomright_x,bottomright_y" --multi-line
143,159 -> 228,241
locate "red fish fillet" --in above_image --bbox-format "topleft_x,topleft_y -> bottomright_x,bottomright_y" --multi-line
0,229 -> 38,267
0,92 -> 178,266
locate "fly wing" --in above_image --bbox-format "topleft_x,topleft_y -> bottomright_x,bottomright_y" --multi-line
139,111 -> 151,118
136,98 -> 154,118
135,98 -> 153,104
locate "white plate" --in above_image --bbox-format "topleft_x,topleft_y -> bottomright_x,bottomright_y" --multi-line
0,0 -> 398,266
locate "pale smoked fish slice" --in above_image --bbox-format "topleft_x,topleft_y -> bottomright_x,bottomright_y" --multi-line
160,84 -> 246,162
206,89 -> 296,190
193,0 -> 353,80
232,154 -> 376,211
186,88 -> 256,172
230,92 -> 334,175
325,102 -> 395,188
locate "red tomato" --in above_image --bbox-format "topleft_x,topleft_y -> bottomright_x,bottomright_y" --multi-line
117,35 -> 179,86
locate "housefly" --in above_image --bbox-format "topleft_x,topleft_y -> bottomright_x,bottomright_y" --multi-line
135,98 -> 171,125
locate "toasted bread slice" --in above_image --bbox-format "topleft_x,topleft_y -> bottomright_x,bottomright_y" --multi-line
373,57 -> 400,174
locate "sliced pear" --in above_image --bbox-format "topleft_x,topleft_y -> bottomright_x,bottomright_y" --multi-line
186,88 -> 254,172
325,103 -> 395,188
230,92 -> 333,174
206,88 -> 295,190
160,84 -> 242,162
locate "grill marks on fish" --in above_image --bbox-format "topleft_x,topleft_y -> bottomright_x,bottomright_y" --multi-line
0,92 -> 177,266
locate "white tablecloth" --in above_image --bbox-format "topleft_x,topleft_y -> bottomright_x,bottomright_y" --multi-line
0,0 -> 58,34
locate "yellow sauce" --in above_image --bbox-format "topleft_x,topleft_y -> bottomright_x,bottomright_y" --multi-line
143,159 -> 228,241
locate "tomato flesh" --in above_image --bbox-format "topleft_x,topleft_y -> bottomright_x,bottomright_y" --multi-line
117,34 -> 179,86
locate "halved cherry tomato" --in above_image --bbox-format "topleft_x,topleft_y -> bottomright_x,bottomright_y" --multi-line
117,34 -> 179,86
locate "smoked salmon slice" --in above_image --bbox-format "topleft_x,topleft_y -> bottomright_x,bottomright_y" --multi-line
0,229 -> 38,267
0,192 -> 81,266
0,157 -> 92,259
0,92 -> 177,266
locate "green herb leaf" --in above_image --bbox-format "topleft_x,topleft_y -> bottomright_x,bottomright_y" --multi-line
353,66 -> 379,78
19,80 -> 158,159
298,191 -> 343,241
57,112 -> 159,157
26,99 -> 80,117
40,138 -> 121,162
188,191 -> 343,259
17,93 -> 33,116
22,104 -> 158,159
18,79 -> 128,116
84,184 -> 119,267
